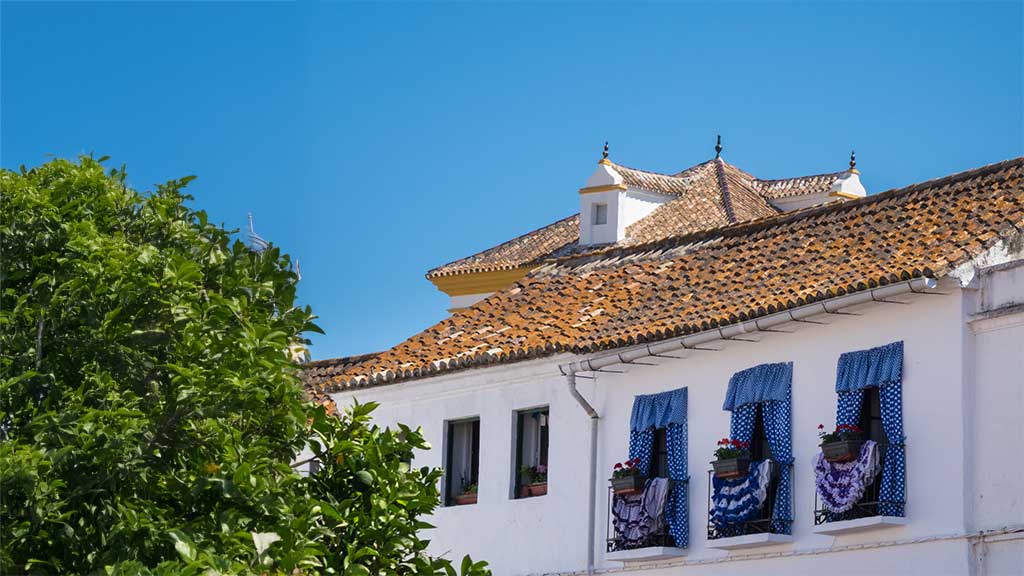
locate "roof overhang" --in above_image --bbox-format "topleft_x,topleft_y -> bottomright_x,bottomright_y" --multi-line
429,265 -> 535,297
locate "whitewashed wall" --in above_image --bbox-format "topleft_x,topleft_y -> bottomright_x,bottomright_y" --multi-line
330,267 -> 1024,575
962,262 -> 1024,575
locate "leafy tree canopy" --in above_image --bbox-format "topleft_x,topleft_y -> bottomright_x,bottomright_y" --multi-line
1,157 -> 488,576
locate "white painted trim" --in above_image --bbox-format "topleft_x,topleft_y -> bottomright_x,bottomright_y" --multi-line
968,304 -> 1024,334
705,532 -> 793,550
550,525 -> 1024,575
606,546 -> 688,562
811,516 -> 908,535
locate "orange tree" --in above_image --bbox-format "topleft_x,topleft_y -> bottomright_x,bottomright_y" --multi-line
0,157 -> 487,576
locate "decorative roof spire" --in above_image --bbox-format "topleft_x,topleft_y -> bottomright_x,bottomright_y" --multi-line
849,150 -> 859,174
715,134 -> 723,159
599,141 -> 611,165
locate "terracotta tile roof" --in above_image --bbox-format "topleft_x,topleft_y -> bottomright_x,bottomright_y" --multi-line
755,172 -> 845,199
429,159 -> 792,276
300,352 -> 380,388
613,161 -> 700,196
623,160 -> 781,243
312,157 -> 1024,391
426,215 -> 580,278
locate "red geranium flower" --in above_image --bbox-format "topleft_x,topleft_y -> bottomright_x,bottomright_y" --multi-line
614,462 -> 623,469
818,424 -> 824,430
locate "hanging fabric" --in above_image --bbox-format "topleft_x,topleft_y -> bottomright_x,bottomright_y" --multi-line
762,395 -> 794,534
612,478 -> 671,546
833,341 -> 905,517
815,440 -> 881,513
723,362 -> 793,534
631,387 -> 687,430
878,384 -> 905,516
710,460 -> 772,529
730,403 -> 757,444
836,341 -> 903,391
723,362 -> 793,411
665,423 -> 688,547
629,429 -> 655,478
627,387 -> 688,548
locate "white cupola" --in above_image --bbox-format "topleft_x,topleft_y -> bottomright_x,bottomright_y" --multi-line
578,143 -> 672,246
830,151 -> 867,199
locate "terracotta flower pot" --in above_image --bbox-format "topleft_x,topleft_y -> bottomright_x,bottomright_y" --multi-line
519,482 -> 548,497
821,439 -> 862,463
610,475 -> 645,495
454,492 -> 477,506
712,456 -> 750,479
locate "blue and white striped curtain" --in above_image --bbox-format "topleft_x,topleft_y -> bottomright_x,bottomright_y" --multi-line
628,387 -> 688,548
835,341 -> 905,516
724,362 -> 794,535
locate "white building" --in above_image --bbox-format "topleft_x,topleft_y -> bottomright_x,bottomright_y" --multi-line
304,148 -> 1024,576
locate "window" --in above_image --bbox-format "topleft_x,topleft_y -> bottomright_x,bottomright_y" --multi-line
515,407 -> 549,498
652,428 -> 669,478
593,202 -> 608,225
859,387 -> 884,448
750,404 -> 778,523
445,418 -> 480,506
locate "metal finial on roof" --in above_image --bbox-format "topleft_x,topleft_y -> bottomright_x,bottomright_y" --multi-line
849,150 -> 857,171
603,141 -> 609,160
715,134 -> 723,158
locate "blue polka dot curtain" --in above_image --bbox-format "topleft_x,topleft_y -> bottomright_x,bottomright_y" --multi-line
835,342 -> 906,517
628,387 -> 688,548
723,362 -> 794,535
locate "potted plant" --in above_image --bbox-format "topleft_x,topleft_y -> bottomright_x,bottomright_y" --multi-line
712,437 -> 751,479
519,464 -> 548,497
609,458 -> 645,495
454,478 -> 478,505
818,423 -> 863,462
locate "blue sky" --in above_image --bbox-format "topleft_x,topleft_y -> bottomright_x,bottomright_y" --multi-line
3,1 -> 1022,360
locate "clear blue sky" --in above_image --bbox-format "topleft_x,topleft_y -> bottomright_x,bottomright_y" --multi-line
3,1 -> 1022,360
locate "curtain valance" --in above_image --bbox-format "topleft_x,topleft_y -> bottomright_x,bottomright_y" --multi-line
835,341 -> 903,392
722,362 -> 793,411
630,387 -> 687,431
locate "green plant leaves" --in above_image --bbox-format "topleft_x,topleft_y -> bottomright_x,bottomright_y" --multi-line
0,156 -> 489,576
168,530 -> 196,562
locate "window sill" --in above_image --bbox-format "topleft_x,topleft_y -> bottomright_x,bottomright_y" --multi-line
812,516 -> 906,535
706,533 -> 793,550
606,546 -> 687,562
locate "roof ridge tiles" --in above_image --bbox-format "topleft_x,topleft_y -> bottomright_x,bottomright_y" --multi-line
714,158 -> 738,223
611,160 -> 702,180
426,213 -> 579,278
755,170 -> 846,185
308,157 -> 1023,392
534,156 -> 1024,269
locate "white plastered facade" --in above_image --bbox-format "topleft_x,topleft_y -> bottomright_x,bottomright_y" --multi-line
329,261 -> 1024,576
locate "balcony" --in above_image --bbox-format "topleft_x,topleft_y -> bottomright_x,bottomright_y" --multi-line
706,462 -> 793,550
812,443 -> 906,535
606,479 -> 687,562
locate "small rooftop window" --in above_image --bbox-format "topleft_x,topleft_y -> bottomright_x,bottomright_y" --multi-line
593,203 -> 608,225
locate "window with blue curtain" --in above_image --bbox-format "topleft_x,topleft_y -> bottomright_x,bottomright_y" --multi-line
719,362 -> 794,535
627,387 -> 688,548
834,341 -> 906,517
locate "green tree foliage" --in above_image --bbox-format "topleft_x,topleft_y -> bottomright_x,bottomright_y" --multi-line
0,157 -> 489,576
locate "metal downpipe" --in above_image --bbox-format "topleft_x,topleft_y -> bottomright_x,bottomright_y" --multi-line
565,369 -> 599,574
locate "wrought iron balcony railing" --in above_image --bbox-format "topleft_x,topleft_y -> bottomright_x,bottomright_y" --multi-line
707,461 -> 792,540
813,442 -> 904,525
606,479 -> 685,552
